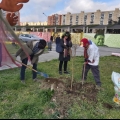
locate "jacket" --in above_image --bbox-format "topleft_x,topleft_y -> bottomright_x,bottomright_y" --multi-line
59,39 -> 72,61
87,41 -> 99,66
16,40 -> 44,64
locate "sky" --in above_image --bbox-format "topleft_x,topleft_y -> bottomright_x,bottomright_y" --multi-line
1,0 -> 120,22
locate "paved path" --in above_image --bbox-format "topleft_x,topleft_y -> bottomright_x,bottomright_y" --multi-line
0,43 -> 120,71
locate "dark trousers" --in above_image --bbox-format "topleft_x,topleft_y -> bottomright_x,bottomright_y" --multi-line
59,61 -> 68,72
82,64 -> 101,86
20,58 -> 37,80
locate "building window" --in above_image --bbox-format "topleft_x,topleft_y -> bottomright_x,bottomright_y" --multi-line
63,15 -> 66,25
109,13 -> 112,19
90,13 -> 94,24
101,13 -> 104,19
100,21 -> 103,25
70,15 -> 72,25
76,15 -> 79,25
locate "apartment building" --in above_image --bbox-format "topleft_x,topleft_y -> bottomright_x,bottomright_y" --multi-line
48,14 -> 62,25
48,8 -> 120,25
2,10 -> 20,25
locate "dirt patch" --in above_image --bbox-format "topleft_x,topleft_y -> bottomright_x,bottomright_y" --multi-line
39,77 -> 99,118
103,103 -> 113,110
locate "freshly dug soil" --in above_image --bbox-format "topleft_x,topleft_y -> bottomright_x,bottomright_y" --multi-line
39,77 -> 99,118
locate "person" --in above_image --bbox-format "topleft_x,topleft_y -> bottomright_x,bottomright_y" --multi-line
15,39 -> 46,83
50,36 -> 53,42
48,36 -> 53,51
94,33 -> 105,46
58,31 -> 72,75
80,38 -> 102,90
55,34 -> 61,44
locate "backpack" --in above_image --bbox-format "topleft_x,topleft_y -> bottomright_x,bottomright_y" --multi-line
56,39 -> 63,53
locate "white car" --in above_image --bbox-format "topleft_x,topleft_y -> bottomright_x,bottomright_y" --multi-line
19,34 -> 42,42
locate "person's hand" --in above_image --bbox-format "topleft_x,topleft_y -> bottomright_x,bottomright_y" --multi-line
0,0 -> 29,12
12,54 -> 17,60
6,13 -> 18,26
84,62 -> 88,65
92,60 -> 95,63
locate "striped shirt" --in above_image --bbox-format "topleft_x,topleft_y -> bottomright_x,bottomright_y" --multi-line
32,42 -> 40,54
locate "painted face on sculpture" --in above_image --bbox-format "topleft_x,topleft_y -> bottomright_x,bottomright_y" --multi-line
0,0 -> 29,26
95,34 -> 105,46
0,0 -> 29,12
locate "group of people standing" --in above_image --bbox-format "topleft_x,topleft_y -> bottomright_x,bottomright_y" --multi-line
15,31 -> 102,90
55,31 -> 102,90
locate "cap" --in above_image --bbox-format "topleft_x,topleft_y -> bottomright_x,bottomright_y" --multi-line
80,38 -> 89,47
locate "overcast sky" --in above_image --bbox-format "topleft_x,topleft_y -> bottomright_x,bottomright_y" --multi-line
1,0 -> 120,22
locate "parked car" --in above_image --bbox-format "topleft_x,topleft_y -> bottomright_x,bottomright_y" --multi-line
19,34 -> 42,42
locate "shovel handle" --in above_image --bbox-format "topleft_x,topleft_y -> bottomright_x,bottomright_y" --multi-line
15,59 -> 38,73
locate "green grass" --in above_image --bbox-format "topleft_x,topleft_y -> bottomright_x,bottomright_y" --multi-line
0,56 -> 120,119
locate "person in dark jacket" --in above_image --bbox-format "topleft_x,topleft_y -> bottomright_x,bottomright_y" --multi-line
15,39 -> 46,83
58,32 -> 72,75
55,34 -> 60,44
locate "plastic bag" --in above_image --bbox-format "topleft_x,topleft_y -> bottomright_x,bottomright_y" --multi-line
111,71 -> 120,105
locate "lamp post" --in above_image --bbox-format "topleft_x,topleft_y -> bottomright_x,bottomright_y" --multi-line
43,13 -> 47,18
43,12 -> 48,29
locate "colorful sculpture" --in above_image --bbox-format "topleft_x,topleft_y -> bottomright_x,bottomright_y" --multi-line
0,0 -> 29,68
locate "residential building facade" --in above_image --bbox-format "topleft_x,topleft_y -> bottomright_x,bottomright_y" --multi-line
48,14 -> 62,25
48,8 -> 120,25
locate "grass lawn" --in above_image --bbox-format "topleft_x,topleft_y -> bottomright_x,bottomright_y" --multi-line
0,56 -> 120,119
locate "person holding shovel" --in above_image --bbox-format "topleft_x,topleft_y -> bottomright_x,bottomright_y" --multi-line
15,39 -> 46,83
80,38 -> 102,90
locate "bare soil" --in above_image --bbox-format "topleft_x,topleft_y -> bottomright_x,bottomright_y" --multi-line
38,77 -> 113,118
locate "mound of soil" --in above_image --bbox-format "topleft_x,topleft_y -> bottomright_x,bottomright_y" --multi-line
39,77 -> 99,118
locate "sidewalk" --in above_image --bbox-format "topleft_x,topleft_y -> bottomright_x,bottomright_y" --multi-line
0,50 -> 59,71
0,43 -> 120,71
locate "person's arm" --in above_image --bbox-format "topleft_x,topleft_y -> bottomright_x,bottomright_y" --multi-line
68,40 -> 72,47
87,47 -> 95,63
15,48 -> 23,57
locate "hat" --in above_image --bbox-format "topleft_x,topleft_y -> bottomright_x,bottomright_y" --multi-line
39,39 -> 46,49
63,32 -> 70,37
80,38 -> 89,47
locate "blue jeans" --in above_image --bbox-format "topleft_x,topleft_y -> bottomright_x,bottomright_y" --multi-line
20,58 -> 37,80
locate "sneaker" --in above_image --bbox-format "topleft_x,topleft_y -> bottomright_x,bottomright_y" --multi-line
21,80 -> 25,84
95,85 -> 104,91
59,71 -> 62,75
33,78 -> 39,82
64,71 -> 70,74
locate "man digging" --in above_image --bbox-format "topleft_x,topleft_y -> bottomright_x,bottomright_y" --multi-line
80,38 -> 102,90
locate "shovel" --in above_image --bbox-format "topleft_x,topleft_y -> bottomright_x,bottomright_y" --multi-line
16,59 -> 49,78
82,63 -> 86,86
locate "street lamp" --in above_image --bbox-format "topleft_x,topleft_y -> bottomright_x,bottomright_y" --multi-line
43,13 -> 47,18
43,12 -> 48,32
